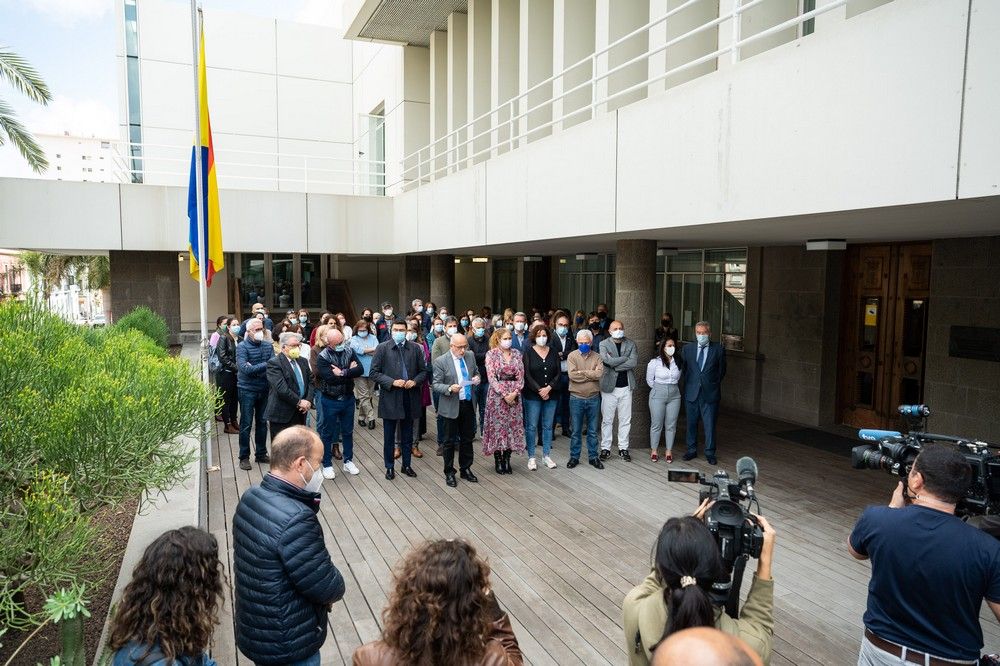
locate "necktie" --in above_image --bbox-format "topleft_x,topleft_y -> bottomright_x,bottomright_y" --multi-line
397,344 -> 409,380
698,345 -> 707,371
290,358 -> 305,397
458,356 -> 470,400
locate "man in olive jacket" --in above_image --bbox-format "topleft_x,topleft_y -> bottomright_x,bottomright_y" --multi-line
234,427 -> 345,666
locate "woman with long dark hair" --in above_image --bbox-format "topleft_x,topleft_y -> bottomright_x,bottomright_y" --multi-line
622,508 -> 776,666
216,316 -> 241,434
353,539 -> 522,665
646,337 -> 684,463
108,527 -> 224,666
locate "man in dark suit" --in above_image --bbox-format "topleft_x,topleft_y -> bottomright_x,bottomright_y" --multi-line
549,312 -> 577,437
369,321 -> 428,480
315,328 -> 363,479
431,333 -> 481,487
681,321 -> 727,465
264,332 -> 314,443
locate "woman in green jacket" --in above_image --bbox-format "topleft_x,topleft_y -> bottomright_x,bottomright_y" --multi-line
622,504 -> 777,665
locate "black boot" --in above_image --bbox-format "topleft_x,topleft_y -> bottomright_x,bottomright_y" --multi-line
502,450 -> 513,474
494,451 -> 503,474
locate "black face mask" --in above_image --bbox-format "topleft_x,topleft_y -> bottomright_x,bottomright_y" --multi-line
363,314 -> 372,321
575,316 -> 584,325
598,311 -> 608,319
662,319 -> 671,327
589,322 -> 600,331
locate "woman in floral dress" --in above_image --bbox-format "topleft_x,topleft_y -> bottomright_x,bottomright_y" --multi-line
483,327 -> 525,474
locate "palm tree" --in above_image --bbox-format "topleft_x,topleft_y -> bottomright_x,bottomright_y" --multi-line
0,47 -> 53,173
20,252 -> 112,321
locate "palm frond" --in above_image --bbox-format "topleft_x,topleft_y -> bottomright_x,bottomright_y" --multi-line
0,47 -> 52,105
0,98 -> 49,173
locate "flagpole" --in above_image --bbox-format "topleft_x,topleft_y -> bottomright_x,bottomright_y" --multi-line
190,0 -> 214,470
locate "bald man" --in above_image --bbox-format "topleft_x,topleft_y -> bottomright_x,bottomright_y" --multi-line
651,627 -> 763,666
431,333 -> 482,487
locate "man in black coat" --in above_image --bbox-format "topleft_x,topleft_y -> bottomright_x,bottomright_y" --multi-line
264,332 -> 314,442
233,426 -> 345,666
369,320 -> 427,480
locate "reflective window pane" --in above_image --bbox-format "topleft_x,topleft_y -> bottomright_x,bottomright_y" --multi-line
272,254 -> 294,311
241,254 -> 265,309
703,274 -> 723,333
665,251 -> 702,273
901,298 -> 927,357
300,254 -> 322,309
682,274 -> 702,341
126,57 -> 142,123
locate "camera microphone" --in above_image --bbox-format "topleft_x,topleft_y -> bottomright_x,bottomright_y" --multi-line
736,456 -> 758,498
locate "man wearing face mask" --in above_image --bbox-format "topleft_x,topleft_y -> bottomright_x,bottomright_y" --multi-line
316,329 -> 363,478
430,316 -> 462,454
567,329 -> 605,470
237,318 -> 276,471
467,317 -> 491,436
432,333 -> 482,487
375,302 -> 395,343
370,321 -> 427,480
239,302 -> 274,338
587,312 -> 609,348
409,298 -> 431,333
598,320 -> 638,462
233,426 -> 346,666
510,312 -> 529,351
548,313 -> 577,438
681,321 -> 726,465
264,332 -> 315,446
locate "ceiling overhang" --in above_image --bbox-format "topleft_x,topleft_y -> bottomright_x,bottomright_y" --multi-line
344,0 -> 467,47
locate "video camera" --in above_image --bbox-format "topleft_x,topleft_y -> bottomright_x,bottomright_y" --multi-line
668,457 -> 764,617
851,404 -> 1000,517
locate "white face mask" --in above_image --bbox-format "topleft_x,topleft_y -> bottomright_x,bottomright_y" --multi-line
406,331 -> 418,341
505,323 -> 514,331
611,329 -> 625,340
500,339 -> 513,350
535,336 -> 548,347
514,322 -> 526,332
446,326 -> 458,336
252,330 -> 264,342
665,346 -> 675,357
300,460 -> 324,493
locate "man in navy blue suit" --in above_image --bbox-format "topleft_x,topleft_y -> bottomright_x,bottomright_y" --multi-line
681,321 -> 726,465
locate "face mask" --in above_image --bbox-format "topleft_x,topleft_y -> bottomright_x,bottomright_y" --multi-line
415,305 -> 424,313
334,344 -> 346,352
697,333 -> 710,346
440,311 -> 449,318
662,319 -> 671,327
446,326 -> 458,336
589,322 -> 600,331
373,315 -> 382,323
405,331 -> 417,342
556,325 -> 568,337
364,314 -> 372,322
434,324 -> 445,333
358,330 -> 369,338
535,336 -> 548,347
300,460 -> 324,493
514,322 -> 526,332
461,319 -> 469,327
229,325 -> 240,335
575,316 -> 584,325
665,346 -> 675,357
474,328 -> 485,338
298,315 -> 308,324
384,309 -> 393,317
578,343 -> 591,354
253,330 -> 265,342
505,323 -> 514,331
500,339 -> 513,350
598,311 -> 607,319
287,347 -> 301,359
392,331 -> 406,344
611,330 -> 625,340
426,307 -> 434,315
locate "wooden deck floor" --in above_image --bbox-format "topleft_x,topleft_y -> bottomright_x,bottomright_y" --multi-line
205,409 -> 1000,665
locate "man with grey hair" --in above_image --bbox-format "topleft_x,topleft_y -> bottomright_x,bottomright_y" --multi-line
681,320 -> 726,465
237,316 -> 276,470
511,311 -> 529,351
265,331 -> 314,446
567,328 -> 605,469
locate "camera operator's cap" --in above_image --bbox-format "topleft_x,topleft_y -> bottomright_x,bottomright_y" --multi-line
381,301 -> 393,310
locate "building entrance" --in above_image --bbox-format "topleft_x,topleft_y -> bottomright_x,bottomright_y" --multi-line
838,243 -> 931,429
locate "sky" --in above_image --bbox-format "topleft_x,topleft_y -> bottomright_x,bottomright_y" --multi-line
0,0 -> 344,177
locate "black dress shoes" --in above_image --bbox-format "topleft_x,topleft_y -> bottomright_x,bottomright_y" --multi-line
566,458 -> 579,469
445,473 -> 457,487
588,457 -> 605,470
368,420 -> 376,429
385,468 -> 396,480
401,466 -> 417,477
682,452 -> 698,462
599,449 -> 611,461
460,468 -> 478,483
239,458 -> 252,471
706,456 -> 718,466
256,454 -> 270,464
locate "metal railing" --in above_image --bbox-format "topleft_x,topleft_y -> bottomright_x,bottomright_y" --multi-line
402,0 -> 857,189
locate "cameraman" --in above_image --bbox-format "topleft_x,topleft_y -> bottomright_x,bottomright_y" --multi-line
623,500 -> 776,666
849,444 -> 1000,665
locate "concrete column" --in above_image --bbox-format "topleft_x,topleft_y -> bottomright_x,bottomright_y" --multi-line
553,0 -> 595,131
491,0 -> 519,156
429,254 -> 456,310
447,13 -> 468,170
518,0 -> 554,145
647,0 -> 718,97
614,239 -> 657,444
467,0 -> 493,165
595,0 -> 648,115
429,30 -> 449,178
398,255 -> 430,312
109,251 -> 181,343
399,46 -> 430,189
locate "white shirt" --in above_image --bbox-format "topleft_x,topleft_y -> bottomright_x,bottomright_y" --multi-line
646,357 -> 681,387
451,352 -> 472,399
557,334 -> 569,372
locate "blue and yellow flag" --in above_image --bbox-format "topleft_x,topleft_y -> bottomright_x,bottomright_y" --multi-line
188,22 -> 223,286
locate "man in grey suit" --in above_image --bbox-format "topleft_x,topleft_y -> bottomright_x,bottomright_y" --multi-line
431,333 -> 481,487
598,320 -> 639,462
264,332 -> 314,442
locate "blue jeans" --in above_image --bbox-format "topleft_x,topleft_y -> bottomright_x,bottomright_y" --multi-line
524,397 -> 556,458
238,387 -> 268,460
474,381 -> 489,435
556,374 -> 571,433
685,396 -> 719,458
569,394 -> 600,460
284,652 -> 320,666
320,394 -> 355,466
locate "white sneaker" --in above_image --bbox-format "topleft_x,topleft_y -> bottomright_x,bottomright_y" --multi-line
527,457 -> 537,471
343,460 -> 360,475
322,466 -> 336,480
543,456 -> 558,469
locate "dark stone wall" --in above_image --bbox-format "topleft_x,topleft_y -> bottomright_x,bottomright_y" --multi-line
109,251 -> 181,343
923,237 -> 1000,442
429,254 -> 455,310
398,255 -> 430,312
615,239 -> 657,441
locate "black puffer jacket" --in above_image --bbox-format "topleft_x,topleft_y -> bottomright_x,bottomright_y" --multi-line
233,474 -> 346,665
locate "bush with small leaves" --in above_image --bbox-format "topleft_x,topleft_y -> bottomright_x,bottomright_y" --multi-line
112,306 -> 169,349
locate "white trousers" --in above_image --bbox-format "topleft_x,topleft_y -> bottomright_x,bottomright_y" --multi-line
600,386 -> 632,451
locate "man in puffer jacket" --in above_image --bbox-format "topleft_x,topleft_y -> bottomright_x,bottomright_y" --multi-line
233,426 -> 346,666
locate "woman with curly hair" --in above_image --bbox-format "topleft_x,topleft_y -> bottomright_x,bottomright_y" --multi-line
108,526 -> 224,666
354,539 -> 522,666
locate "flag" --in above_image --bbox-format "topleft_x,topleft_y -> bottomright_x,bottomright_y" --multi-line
188,22 -> 223,286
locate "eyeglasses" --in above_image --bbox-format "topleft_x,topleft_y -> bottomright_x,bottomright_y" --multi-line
453,344 -> 468,350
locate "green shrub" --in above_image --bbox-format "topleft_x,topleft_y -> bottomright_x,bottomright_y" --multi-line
113,306 -> 169,349
0,300 -> 213,634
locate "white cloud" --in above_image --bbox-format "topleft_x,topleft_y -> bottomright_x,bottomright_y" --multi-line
25,95 -> 118,138
18,0 -> 112,23
294,0 -> 345,28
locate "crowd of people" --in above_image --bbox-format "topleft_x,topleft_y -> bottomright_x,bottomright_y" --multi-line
209,297 -> 727,487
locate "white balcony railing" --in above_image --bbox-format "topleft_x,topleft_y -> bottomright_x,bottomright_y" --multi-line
402,0 -> 862,189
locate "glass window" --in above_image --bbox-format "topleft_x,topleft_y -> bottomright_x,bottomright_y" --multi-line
801,0 -> 816,36
682,274 -> 702,340
703,274 -> 723,336
665,251 -> 703,273
126,57 -> 141,124
658,248 -> 747,347
300,254 -> 322,309
241,254 -> 265,309
124,1 -> 139,56
272,254 -> 294,311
